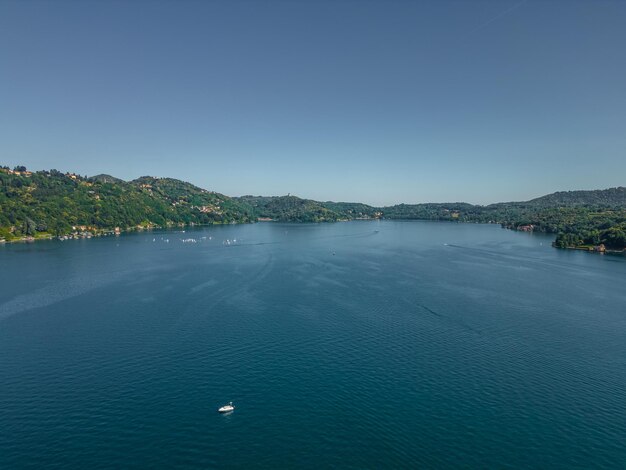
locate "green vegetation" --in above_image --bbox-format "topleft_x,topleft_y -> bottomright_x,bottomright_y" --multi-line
379,192 -> 626,251
239,190 -> 626,251
238,196 -> 351,222
1,165 -> 624,252
237,196 -> 385,222
527,187 -> 626,207
0,167 -> 254,241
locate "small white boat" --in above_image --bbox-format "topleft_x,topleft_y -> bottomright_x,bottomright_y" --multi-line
218,402 -> 234,413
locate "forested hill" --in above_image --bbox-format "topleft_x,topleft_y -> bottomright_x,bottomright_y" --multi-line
377,188 -> 626,250
0,167 -> 254,241
89,174 -> 125,184
0,165 -> 624,251
237,196 -> 381,222
237,196 -> 345,222
525,187 -> 626,208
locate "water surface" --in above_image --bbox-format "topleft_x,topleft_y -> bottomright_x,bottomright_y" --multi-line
1,221 -> 625,468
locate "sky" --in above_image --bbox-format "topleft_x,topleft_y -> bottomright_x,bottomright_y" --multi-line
1,0 -> 625,206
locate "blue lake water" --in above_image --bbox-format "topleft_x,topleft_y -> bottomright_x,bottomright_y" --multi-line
1,220 -> 626,468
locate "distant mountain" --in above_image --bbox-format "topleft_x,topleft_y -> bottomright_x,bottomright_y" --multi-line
237,195 -> 347,222
525,187 -> 626,208
381,202 -> 482,221
321,201 -> 380,219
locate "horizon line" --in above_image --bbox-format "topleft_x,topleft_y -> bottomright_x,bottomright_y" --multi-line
2,163 -> 624,208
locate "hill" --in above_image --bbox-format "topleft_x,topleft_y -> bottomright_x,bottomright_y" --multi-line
88,174 -> 125,184
525,187 -> 626,208
0,167 -> 253,241
237,195 -> 347,222
1,165 -> 624,251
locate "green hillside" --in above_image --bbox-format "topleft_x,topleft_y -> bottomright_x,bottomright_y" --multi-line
379,192 -> 626,250
526,187 -> 626,208
238,195 -> 347,222
1,165 -> 624,251
0,167 -> 253,241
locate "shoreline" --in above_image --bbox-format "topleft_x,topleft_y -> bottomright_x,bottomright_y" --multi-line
3,220 -> 625,256
554,244 -> 626,255
0,220 -> 253,245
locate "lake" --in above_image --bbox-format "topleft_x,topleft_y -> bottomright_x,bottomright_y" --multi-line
1,220 -> 626,468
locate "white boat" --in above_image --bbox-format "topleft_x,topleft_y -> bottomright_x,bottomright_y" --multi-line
218,402 -> 234,413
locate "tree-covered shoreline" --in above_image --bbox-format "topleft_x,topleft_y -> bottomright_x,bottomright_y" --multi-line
0,167 -> 255,242
1,166 -> 624,252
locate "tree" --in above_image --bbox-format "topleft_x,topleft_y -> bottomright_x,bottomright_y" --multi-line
24,217 -> 37,236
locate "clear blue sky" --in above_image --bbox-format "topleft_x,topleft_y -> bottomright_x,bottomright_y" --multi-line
1,0 -> 625,205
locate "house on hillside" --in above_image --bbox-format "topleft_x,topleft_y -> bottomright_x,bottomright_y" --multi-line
6,168 -> 32,176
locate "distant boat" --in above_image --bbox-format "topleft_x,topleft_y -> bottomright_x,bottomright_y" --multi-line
218,402 -> 234,413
